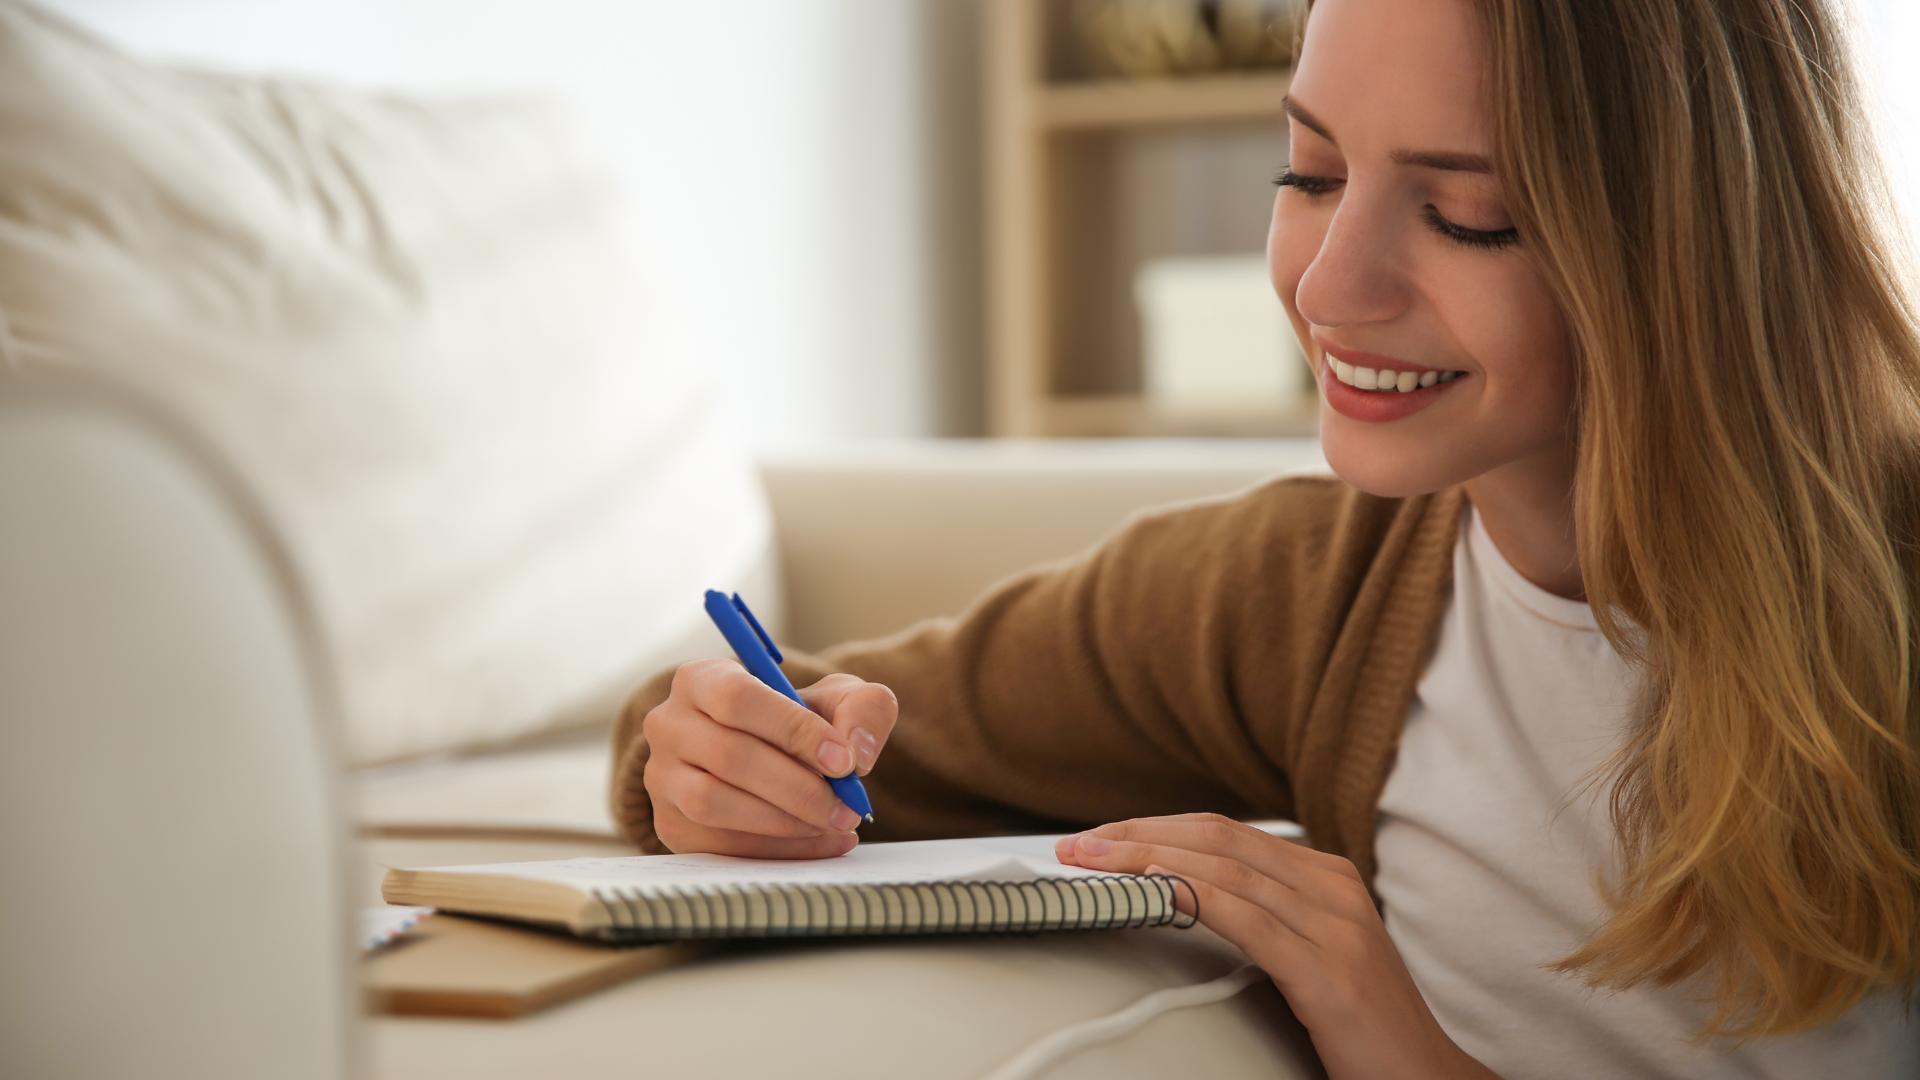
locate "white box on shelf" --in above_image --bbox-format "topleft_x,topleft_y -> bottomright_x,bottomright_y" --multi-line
1136,253 -> 1308,408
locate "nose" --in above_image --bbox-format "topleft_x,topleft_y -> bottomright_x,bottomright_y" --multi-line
1292,188 -> 1412,331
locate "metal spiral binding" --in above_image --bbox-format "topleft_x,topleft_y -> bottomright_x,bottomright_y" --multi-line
585,874 -> 1198,943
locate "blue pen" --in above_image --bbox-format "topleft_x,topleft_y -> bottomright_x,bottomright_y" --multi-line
703,589 -> 874,822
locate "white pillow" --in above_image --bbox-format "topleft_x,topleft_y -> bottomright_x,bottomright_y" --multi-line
0,2 -> 775,766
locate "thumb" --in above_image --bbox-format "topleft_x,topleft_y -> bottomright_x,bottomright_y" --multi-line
798,674 -> 898,775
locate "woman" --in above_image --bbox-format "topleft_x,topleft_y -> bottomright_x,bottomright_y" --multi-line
614,0 -> 1920,1075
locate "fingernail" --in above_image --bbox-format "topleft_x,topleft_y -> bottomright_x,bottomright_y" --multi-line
818,740 -> 852,776
836,832 -> 859,855
1076,835 -> 1113,856
829,805 -> 860,832
851,728 -> 879,772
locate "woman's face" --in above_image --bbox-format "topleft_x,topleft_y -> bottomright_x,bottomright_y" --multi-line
1271,0 -> 1575,498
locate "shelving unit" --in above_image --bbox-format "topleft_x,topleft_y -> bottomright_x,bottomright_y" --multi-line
984,0 -> 1316,438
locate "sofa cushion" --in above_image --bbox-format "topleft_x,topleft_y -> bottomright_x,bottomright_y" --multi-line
0,1 -> 774,766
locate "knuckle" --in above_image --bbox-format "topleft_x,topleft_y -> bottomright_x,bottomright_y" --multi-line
675,657 -> 706,699
674,658 -> 726,695
1329,871 -> 1367,899
678,777 -> 721,824
1251,905 -> 1288,942
795,782 -> 839,824
779,704 -> 822,753
640,703 -> 670,741
854,683 -> 900,726
1329,919 -> 1373,955
812,672 -> 860,693
706,733 -> 751,778
1303,847 -> 1360,876
652,816 -> 689,852
713,673 -> 758,719
1331,878 -> 1377,917
1199,817 -> 1241,848
1219,858 -> 1262,892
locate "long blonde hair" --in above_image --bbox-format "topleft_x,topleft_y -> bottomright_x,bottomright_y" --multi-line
1468,0 -> 1920,1039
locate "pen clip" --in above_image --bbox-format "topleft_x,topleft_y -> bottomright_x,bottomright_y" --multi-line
731,593 -> 783,664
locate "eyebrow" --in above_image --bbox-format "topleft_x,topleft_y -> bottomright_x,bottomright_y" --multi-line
1282,95 -> 1494,175
1391,149 -> 1493,174
1282,96 -> 1334,143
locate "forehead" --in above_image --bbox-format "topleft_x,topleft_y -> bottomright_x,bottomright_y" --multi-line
1290,0 -> 1491,154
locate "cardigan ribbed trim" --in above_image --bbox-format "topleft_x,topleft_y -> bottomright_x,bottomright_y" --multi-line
612,477 -> 1465,886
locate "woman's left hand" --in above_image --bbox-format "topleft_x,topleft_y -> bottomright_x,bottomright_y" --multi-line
1055,813 -> 1500,1080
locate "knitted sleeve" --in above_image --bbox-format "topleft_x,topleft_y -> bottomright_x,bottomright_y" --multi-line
610,476 -> 1444,863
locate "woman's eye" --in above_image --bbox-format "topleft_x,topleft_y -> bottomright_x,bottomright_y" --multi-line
1421,205 -> 1519,251
1275,167 -> 1342,196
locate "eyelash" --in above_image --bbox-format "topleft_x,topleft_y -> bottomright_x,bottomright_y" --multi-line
1274,167 -> 1339,196
1420,206 -> 1519,252
1273,167 -> 1520,252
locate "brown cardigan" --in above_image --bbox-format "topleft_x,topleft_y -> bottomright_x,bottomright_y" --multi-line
610,476 -> 1467,885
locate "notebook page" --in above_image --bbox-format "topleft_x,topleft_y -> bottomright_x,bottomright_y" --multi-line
415,834 -> 1110,893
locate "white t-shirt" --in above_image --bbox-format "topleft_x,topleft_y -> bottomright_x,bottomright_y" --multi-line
1373,506 -> 1918,1079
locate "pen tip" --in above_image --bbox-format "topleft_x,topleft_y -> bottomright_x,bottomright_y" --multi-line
864,814 -> 875,823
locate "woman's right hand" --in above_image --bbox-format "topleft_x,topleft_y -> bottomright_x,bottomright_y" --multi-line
641,658 -> 898,858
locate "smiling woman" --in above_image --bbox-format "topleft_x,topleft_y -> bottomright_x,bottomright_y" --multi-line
1268,0 -> 1920,1060
611,0 -> 1920,1077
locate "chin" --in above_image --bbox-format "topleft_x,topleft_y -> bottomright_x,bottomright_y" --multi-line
1320,421 -> 1472,499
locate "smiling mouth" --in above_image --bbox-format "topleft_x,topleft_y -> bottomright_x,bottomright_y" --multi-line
1327,358 -> 1467,393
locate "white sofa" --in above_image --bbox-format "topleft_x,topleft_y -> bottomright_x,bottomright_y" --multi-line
0,5 -> 1329,1077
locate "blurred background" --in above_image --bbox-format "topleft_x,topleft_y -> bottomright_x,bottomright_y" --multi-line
37,0 -> 1920,451
27,0 -> 1303,452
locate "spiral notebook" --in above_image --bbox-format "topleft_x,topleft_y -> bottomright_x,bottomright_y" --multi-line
381,834 -> 1196,942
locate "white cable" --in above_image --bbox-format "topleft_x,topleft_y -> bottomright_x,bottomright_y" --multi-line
979,963 -> 1267,1080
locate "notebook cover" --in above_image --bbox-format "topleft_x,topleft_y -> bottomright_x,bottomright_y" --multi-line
365,913 -> 705,1019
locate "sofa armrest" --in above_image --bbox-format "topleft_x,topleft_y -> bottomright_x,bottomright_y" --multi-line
0,378 -> 353,1078
761,438 -> 1327,651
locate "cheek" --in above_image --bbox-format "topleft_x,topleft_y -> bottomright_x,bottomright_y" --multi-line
1267,196 -> 1322,342
1443,263 -> 1574,422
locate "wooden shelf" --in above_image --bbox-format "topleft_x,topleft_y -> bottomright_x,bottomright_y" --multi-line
1038,72 -> 1291,131
985,0 -> 1305,439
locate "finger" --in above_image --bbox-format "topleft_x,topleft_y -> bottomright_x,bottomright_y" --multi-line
798,675 -> 898,775
1135,813 -> 1359,877
675,658 -> 858,778
1078,814 -> 1363,906
1055,833 -> 1327,942
652,759 -> 830,838
1054,816 -> 1269,871
675,722 -> 865,833
655,803 -> 859,860
1141,862 -> 1306,981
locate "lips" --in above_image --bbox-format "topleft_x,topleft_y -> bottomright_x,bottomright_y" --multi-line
1318,344 -> 1468,423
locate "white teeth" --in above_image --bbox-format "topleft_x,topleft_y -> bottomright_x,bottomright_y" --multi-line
1329,361 -> 1466,392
